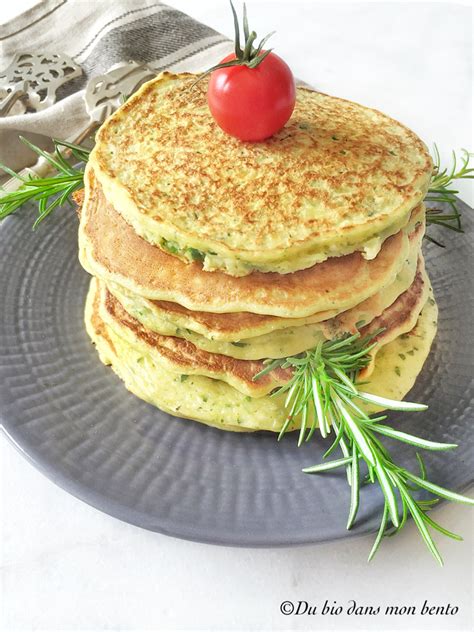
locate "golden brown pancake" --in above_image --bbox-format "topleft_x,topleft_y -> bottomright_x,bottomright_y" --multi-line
320,225 -> 423,336
85,277 -> 438,433
90,72 -> 432,276
106,223 -> 422,351
99,279 -> 292,397
357,258 -> 429,377
79,166 -> 424,318
105,253 -> 422,362
94,258 -> 429,397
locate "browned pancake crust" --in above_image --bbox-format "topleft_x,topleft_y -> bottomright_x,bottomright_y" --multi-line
357,258 -> 427,378
99,265 -> 427,394
322,224 -> 424,336
80,168 -> 420,318
362,259 -> 426,340
103,285 -> 293,394
144,297 -> 334,336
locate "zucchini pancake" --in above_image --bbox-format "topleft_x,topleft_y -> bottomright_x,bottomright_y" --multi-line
78,71 -> 437,433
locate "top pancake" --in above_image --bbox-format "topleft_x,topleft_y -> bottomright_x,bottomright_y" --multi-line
90,71 -> 432,276
79,166 -> 425,318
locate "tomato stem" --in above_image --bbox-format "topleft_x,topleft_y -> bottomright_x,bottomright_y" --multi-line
189,1 -> 276,89
229,1 -> 274,65
230,0 -> 243,58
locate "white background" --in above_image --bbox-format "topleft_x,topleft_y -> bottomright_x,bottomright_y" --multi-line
1,1 -> 473,631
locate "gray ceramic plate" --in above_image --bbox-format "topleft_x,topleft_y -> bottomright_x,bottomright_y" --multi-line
0,199 -> 473,546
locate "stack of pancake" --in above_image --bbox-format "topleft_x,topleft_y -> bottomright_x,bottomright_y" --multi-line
78,72 -> 437,433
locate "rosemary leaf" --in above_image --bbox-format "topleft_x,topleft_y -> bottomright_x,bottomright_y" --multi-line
425,145 -> 473,245
254,330 -> 473,563
0,138 -> 89,228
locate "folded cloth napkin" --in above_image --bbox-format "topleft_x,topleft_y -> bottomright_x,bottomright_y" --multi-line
0,0 -> 232,173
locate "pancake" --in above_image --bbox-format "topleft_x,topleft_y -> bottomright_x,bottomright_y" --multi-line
97,278 -> 292,398
94,257 -> 430,397
107,250 -> 422,361
321,230 -> 420,337
357,257 -> 429,378
362,287 -> 438,407
79,167 -> 425,318
108,280 -> 336,344
85,278 -> 438,433
90,71 -> 432,276
108,284 -> 326,360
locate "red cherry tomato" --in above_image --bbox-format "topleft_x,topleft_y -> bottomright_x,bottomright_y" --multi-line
207,52 -> 296,142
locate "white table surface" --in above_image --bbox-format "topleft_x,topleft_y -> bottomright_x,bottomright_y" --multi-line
1,2 -> 473,631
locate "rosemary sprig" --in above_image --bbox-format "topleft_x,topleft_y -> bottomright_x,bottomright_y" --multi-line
254,334 -> 473,564
425,145 -> 473,247
0,137 -> 89,228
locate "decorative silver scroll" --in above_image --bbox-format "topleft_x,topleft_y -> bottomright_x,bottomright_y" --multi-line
0,52 -> 82,115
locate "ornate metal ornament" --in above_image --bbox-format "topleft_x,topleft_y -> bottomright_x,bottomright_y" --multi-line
84,60 -> 156,123
0,52 -> 82,115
